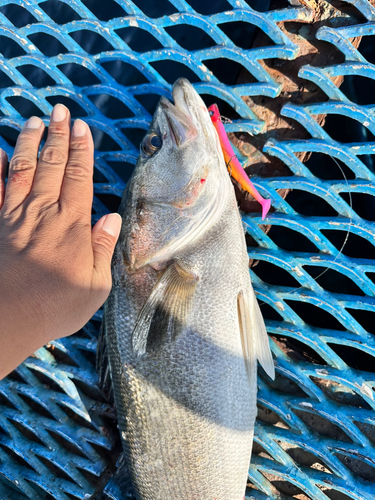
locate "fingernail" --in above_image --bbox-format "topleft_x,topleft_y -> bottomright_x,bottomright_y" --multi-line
51,103 -> 68,122
24,116 -> 42,129
72,119 -> 87,137
102,213 -> 122,238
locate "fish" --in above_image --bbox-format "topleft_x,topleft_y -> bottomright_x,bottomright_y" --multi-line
98,78 -> 275,500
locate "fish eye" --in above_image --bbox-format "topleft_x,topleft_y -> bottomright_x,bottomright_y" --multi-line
141,133 -> 162,156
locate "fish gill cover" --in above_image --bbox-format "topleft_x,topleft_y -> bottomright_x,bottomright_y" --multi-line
0,0 -> 374,499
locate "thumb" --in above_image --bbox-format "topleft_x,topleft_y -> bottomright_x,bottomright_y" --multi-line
92,213 -> 122,284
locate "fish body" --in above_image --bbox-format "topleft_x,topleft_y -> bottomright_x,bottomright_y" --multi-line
100,79 -> 274,500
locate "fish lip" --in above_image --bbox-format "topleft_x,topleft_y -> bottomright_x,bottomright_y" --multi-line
160,96 -> 197,147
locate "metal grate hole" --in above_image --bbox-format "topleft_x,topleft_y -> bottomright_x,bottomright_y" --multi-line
318,488 -> 355,500
149,60 -> 200,84
285,300 -> 346,331
252,260 -> 300,288
0,4 -> 37,28
199,94 -> 242,120
88,94 -> 134,119
257,403 -> 290,429
267,225 -> 320,253
292,409 -> 353,443
121,127 -> 146,150
0,444 -> 35,471
77,348 -> 97,367
357,35 -> 375,65
99,60 -> 149,86
346,308 -> 374,334
303,266 -> 365,296
44,345 -> 79,368
58,63 -> 101,86
46,429 -> 86,458
76,466 -> 99,483
304,153 -> 355,181
90,127 -> 122,152
7,369 -> 28,384
80,0 -> 126,21
260,471 -> 314,499
70,377 -> 103,401
25,480 -> 56,500
164,24 -> 216,51
258,303 -> 284,321
6,96 -> 44,118
88,441 -> 116,462
341,75 -> 375,106
328,343 -> 375,373
25,368 -> 65,394
94,193 -> 121,213
261,371 -> 310,399
311,377 -> 371,409
324,114 -> 375,143
0,35 -> 27,58
340,192 -> 375,222
354,421 -> 375,445
69,30 -> 114,55
271,335 -> 327,365
9,419 -> 45,446
286,190 -> 339,217
17,65 -> 56,88
285,445 -> 334,473
115,27 -> 163,52
106,160 -> 136,183
0,392 -> 18,410
252,440 -> 275,460
321,230 -> 375,260
133,93 -> 162,115
37,455 -> 77,484
17,393 -> 56,420
335,453 -> 375,483
46,96 -> 87,118
28,32 -> 68,57
56,402 -> 98,431
131,0 -> 178,18
0,69 -> 16,88
186,0 -> 232,15
218,21 -> 275,50
39,0 -> 81,24
203,58 -> 252,86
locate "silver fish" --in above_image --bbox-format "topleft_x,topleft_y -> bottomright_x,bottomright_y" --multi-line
99,78 -> 275,500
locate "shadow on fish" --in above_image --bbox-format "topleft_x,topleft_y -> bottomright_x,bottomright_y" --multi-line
98,78 -> 275,500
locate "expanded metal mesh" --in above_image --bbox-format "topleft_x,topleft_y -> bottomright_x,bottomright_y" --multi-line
0,0 -> 374,499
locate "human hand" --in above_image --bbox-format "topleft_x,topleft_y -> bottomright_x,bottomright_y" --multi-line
0,104 -> 122,379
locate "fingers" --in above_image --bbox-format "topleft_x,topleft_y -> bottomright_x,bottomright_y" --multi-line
3,117 -> 44,212
0,149 -> 7,210
31,104 -> 70,201
59,119 -> 94,222
91,213 -> 122,294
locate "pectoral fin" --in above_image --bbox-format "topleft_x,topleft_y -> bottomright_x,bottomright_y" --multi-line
132,262 -> 199,356
238,287 -> 275,380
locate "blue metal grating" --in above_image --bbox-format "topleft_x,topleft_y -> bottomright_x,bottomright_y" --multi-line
0,0 -> 374,499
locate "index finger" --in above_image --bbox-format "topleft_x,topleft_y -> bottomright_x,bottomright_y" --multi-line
59,119 -> 94,222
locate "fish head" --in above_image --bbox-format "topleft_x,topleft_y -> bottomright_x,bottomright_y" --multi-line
121,78 -> 232,270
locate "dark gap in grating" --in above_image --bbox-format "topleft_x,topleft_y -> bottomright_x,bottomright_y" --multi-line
0,70 -> 16,89
76,466 -> 100,483
17,392 -> 56,420
58,63 -> 101,86
0,4 -> 37,28
285,445 -> 333,473
340,192 -> 375,222
115,27 -> 163,52
28,33 -> 69,57
131,0 -> 177,17
303,266 -> 365,296
122,127 -> 146,150
39,0 -> 81,23
6,96 -> 44,118
346,307 -> 375,333
251,260 -> 300,288
258,302 -> 283,322
78,348 -> 97,366
26,367 -> 66,393
37,455 -> 77,484
88,441 -> 114,462
164,24 -> 216,51
134,93 -> 162,115
218,21 -> 274,50
94,164 -> 109,183
8,419 -> 45,446
252,441 -> 274,460
46,96 -> 87,118
340,75 -> 375,106
328,343 -> 375,372
69,30 -> 114,55
292,409 -> 353,442
95,193 -> 121,213
46,429 -> 86,458
45,344 -> 79,367
0,444 -> 35,471
199,94 -> 242,121
257,403 -> 290,428
260,471 -> 313,499
0,421 -> 9,436
270,334 -> 327,365
354,421 -> 375,446
285,300 -> 346,331
319,488 -> 357,500
324,113 -> 375,143
65,493 -> 82,500
56,402 -> 98,430
321,230 -> 375,260
304,152 -> 355,180
260,371 -> 309,398
90,126 -> 122,152
187,0 -> 232,15
106,160 -> 136,183
0,36 -> 26,58
25,481 -> 55,500
80,0 -> 126,21
244,0 -> 276,11
88,319 -> 102,335
286,190 -> 338,217
203,58 -> 250,86
100,60 -> 149,86
311,377 -> 372,410
335,453 -> 375,483
17,65 -> 55,88
7,368 -> 28,384
357,35 -> 375,65
88,94 -> 134,119
149,60 -> 200,84
0,392 -> 17,410
267,225 -> 319,253
73,377 -> 104,400
357,153 -> 375,173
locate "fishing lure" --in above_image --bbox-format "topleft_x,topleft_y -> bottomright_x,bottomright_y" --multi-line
208,104 -> 271,220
